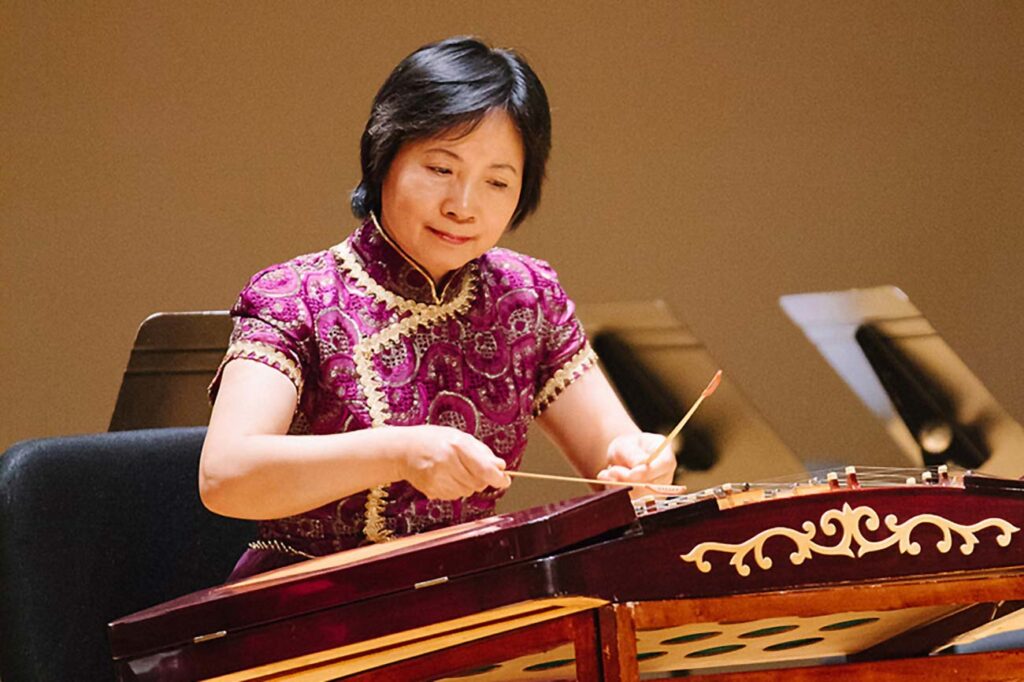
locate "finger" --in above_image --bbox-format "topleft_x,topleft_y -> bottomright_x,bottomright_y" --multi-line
477,464 -> 511,490
608,437 -> 652,469
448,457 -> 486,495
620,467 -> 657,486
642,445 -> 677,479
406,461 -> 473,500
652,453 -> 677,479
606,440 -> 639,468
483,456 -> 511,489
599,464 -> 633,482
452,443 -> 504,494
455,436 -> 509,490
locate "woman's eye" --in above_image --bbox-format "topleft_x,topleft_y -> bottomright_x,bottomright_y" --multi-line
489,180 -> 509,189
427,166 -> 451,175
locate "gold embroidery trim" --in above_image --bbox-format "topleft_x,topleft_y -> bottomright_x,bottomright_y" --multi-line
248,539 -> 316,559
680,502 -> 1021,577
335,237 -> 480,544
219,340 -> 304,395
355,339 -> 394,543
354,348 -> 391,431
370,277 -> 478,350
332,240 -> 476,315
532,342 -> 597,416
362,485 -> 392,543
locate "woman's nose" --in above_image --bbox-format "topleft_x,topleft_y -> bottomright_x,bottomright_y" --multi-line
442,181 -> 476,223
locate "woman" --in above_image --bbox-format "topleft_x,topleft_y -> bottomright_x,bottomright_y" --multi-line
200,36 -> 675,580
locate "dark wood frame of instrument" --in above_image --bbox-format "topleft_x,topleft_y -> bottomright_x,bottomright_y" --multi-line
110,475 -> 1024,680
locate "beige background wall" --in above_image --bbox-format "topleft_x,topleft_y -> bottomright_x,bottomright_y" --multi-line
3,2 -> 1022,480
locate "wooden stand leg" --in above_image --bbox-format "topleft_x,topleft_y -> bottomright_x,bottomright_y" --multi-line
598,603 -> 640,682
569,610 -> 601,681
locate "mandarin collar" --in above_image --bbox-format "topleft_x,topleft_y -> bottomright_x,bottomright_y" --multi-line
346,216 -> 473,306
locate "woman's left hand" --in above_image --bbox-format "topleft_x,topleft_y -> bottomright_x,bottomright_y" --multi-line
595,432 -> 676,496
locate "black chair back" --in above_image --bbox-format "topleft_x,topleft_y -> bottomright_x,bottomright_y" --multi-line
0,427 -> 254,682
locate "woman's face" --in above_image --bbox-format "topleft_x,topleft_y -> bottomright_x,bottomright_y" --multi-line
379,109 -> 524,283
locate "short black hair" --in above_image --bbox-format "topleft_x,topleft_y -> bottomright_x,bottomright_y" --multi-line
351,36 -> 551,230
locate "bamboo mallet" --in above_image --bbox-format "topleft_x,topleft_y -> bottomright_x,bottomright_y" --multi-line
642,369 -> 723,466
506,470 -> 686,495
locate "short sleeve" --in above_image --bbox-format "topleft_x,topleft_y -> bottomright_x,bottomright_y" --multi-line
209,262 -> 315,403
529,259 -> 597,416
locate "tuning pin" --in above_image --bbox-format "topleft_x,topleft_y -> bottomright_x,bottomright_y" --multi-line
827,471 -> 840,490
710,483 -> 736,507
845,466 -> 860,489
643,497 -> 659,514
905,477 -> 917,485
921,471 -> 934,485
938,464 -> 950,485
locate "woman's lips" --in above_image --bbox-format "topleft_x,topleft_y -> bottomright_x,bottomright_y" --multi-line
427,226 -> 472,245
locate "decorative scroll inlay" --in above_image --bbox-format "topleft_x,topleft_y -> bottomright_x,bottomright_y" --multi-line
680,503 -> 1020,577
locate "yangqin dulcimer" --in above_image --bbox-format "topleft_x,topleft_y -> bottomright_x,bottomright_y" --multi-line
109,467 -> 1024,680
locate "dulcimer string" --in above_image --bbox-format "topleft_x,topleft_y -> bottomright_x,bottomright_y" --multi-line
509,369 -> 723,497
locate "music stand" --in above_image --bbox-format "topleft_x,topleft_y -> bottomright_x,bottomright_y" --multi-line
780,286 -> 1023,478
500,300 -> 805,512
580,301 -> 805,491
109,311 -> 231,431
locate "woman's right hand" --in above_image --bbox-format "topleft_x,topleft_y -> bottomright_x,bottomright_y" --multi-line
397,425 -> 511,500
203,360 -> 513,518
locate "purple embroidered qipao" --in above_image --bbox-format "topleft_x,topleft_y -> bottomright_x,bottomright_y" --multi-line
213,219 -> 596,580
